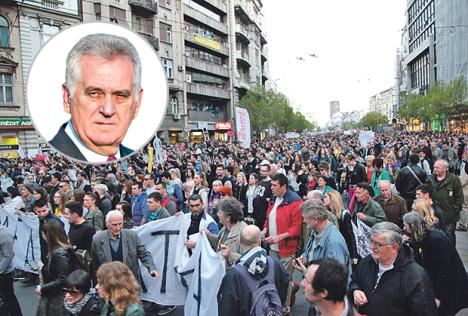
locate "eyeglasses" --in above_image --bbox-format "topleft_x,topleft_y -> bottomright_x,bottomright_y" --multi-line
62,288 -> 81,294
370,239 -> 391,248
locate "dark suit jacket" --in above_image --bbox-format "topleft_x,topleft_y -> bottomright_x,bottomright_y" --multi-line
90,229 -> 156,284
49,123 -> 134,162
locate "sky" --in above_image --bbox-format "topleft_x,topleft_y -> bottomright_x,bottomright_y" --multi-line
263,0 -> 407,126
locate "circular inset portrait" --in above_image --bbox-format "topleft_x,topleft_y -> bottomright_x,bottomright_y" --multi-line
27,22 -> 168,164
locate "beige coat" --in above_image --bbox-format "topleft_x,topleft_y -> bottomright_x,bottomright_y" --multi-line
214,221 -> 247,267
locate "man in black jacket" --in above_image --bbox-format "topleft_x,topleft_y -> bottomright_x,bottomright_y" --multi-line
348,222 -> 437,316
66,201 -> 95,252
395,153 -> 427,211
345,154 -> 367,212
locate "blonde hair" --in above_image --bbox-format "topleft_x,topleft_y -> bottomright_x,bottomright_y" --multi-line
326,190 -> 344,219
236,172 -> 247,185
96,262 -> 141,316
413,199 -> 439,227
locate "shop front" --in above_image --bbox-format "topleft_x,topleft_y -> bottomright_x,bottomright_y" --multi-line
0,117 -> 36,158
214,122 -> 232,142
168,129 -> 184,144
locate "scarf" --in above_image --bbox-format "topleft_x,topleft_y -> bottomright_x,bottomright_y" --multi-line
64,293 -> 91,315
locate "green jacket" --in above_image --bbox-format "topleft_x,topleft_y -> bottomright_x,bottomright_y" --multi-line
356,198 -> 387,227
428,173 -> 464,223
100,302 -> 145,316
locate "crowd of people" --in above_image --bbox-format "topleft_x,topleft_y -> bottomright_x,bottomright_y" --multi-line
0,130 -> 467,316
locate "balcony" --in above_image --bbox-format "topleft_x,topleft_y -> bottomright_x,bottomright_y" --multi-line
236,51 -> 251,68
184,32 -> 229,56
234,0 -> 260,28
260,30 -> 267,45
129,0 -> 157,15
185,56 -> 229,78
187,83 -> 231,99
184,5 -> 228,34
199,0 -> 228,14
188,110 -> 227,122
235,24 -> 250,43
138,32 -> 159,51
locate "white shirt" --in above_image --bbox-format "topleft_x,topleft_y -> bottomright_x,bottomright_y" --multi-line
268,197 -> 283,252
65,120 -> 121,162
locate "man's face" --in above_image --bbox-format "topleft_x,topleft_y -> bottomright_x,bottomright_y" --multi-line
63,55 -> 143,155
271,180 -> 286,198
216,167 -> 225,177
370,233 -> 397,263
35,205 -> 49,219
83,195 -> 94,208
60,182 -> 70,193
379,183 -> 392,200
433,161 -> 447,177
188,199 -> 203,216
301,265 -> 320,304
155,184 -> 166,197
106,215 -> 123,237
67,210 -> 81,224
355,187 -> 369,203
144,175 -> 154,188
303,215 -> 318,231
259,166 -> 269,179
147,197 -> 160,211
415,190 -> 430,201
131,185 -> 141,196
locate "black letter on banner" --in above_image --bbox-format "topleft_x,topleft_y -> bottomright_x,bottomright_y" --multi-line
151,230 -> 179,293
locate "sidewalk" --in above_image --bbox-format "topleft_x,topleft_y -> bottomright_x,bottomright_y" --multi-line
456,230 -> 468,272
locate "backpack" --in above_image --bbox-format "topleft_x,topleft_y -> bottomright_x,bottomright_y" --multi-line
234,257 -> 283,316
69,246 -> 92,272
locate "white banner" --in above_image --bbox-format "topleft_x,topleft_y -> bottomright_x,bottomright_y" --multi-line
359,130 -> 375,147
153,137 -> 165,164
356,219 -> 372,258
235,107 -> 251,149
0,204 -> 41,273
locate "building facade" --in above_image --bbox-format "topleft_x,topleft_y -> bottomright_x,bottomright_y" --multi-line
329,100 -> 340,119
369,87 -> 396,122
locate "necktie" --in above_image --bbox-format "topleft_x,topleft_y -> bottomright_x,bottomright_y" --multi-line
107,155 -> 117,161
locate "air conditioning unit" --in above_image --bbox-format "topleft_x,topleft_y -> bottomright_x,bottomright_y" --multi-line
186,74 -> 192,82
173,113 -> 181,120
178,65 -> 184,71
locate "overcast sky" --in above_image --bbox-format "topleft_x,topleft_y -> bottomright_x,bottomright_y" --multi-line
263,0 -> 407,126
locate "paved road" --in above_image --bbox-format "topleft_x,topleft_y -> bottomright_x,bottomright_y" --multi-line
13,231 -> 467,315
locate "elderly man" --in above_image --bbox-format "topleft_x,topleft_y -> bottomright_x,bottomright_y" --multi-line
218,225 -> 289,316
301,258 -> 354,316
354,182 -> 386,227
295,199 -> 351,275
91,210 -> 159,284
50,33 -> 142,162
428,159 -> 463,245
374,180 -> 407,228
348,222 -> 437,315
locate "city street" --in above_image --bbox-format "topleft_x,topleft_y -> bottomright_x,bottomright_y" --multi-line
14,231 -> 468,316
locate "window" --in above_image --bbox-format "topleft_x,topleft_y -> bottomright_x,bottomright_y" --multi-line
109,6 -> 128,27
159,23 -> 172,43
162,59 -> 173,79
94,3 -> 101,21
135,17 -> 142,32
170,96 -> 178,114
42,24 -> 59,43
159,0 -> 171,8
0,16 -> 9,47
0,73 -> 13,104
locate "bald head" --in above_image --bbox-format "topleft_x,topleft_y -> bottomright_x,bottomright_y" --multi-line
307,190 -> 324,201
240,225 -> 261,249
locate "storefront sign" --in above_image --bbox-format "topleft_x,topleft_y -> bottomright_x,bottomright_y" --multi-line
0,118 -> 33,129
0,144 -> 19,150
215,122 -> 232,130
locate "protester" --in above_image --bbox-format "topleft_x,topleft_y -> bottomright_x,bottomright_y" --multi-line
217,225 -> 289,316
66,201 -> 95,252
116,201 -> 136,229
36,220 -> 73,315
96,261 -> 145,316
348,222 -> 437,315
63,270 -> 101,316
374,180 -> 407,228
84,192 -> 104,231
140,192 -> 170,225
403,212 -> 468,315
395,153 -> 427,211
354,182 -> 387,227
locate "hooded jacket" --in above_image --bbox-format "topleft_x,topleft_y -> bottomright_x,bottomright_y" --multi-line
348,244 -> 437,316
217,247 -> 289,316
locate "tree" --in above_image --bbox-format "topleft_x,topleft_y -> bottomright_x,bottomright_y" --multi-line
360,112 -> 388,129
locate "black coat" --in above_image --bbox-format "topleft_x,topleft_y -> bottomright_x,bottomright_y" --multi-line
395,164 -> 427,200
411,229 -> 468,315
348,244 -> 437,316
41,246 -> 72,296
233,183 -> 248,214
66,295 -> 101,316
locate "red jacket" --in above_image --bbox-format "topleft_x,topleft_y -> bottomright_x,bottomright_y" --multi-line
264,190 -> 303,257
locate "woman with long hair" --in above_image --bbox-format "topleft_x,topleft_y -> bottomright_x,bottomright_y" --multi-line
246,173 -> 259,218
412,198 -> 445,231
96,261 -> 144,316
53,190 -> 69,217
233,171 -> 248,214
183,168 -> 195,199
6,186 -> 25,210
36,220 -> 73,315
63,270 -> 101,315
190,172 -> 209,211
324,190 -> 358,265
120,179 -> 133,204
83,192 -> 104,231
34,187 -> 49,204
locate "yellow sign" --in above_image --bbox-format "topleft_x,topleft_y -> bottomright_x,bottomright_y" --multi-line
148,145 -> 154,173
193,34 -> 221,51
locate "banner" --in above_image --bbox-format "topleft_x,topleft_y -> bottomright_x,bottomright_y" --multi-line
153,137 -> 165,165
359,130 -> 375,147
148,145 -> 154,174
0,204 -> 41,274
235,106 -> 251,149
356,219 -> 372,258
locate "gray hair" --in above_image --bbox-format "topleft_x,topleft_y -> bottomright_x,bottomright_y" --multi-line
435,159 -> 449,170
65,33 -> 142,98
300,199 -> 328,221
371,222 -> 402,246
378,180 -> 391,189
306,190 -> 324,201
94,183 -> 108,196
105,210 -> 123,223
402,211 -> 428,243
217,197 -> 243,224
